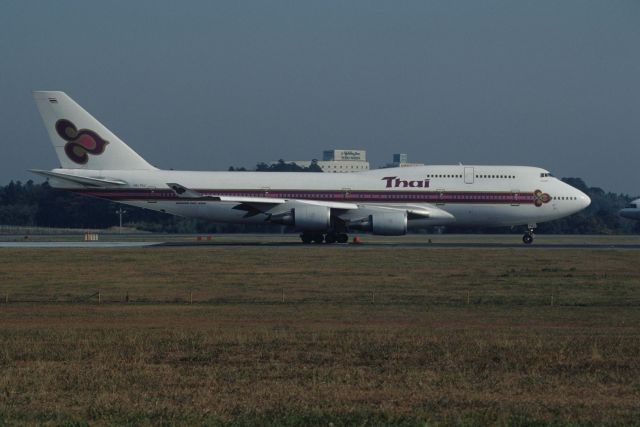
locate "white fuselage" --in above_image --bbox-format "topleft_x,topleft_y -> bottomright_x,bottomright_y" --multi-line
619,199 -> 640,220
47,164 -> 591,229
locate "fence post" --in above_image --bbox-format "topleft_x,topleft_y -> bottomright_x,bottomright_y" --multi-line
189,291 -> 193,305
98,290 -> 101,304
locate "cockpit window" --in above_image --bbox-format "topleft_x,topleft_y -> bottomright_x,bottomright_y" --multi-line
540,172 -> 553,178
625,204 -> 638,209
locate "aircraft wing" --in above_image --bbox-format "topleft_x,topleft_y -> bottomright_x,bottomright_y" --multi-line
167,183 -> 357,209
166,182 -> 359,218
166,183 -> 455,224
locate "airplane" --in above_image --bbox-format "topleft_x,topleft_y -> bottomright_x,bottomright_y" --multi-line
619,199 -> 640,220
30,91 -> 591,244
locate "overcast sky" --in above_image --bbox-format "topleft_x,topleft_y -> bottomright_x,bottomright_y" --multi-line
1,1 -> 638,193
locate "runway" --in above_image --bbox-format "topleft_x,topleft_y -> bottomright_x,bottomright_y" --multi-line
2,240 -> 640,250
0,241 -> 157,248
158,241 -> 640,250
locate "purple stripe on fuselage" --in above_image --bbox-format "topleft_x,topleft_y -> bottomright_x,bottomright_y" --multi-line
70,189 -> 540,204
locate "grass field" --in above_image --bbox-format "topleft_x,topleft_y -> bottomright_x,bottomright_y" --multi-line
1,244 -> 639,426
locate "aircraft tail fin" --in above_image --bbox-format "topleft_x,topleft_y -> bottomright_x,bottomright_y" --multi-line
33,91 -> 156,170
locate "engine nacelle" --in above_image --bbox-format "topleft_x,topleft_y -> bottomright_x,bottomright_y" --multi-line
371,212 -> 407,236
271,205 -> 331,231
294,205 -> 331,231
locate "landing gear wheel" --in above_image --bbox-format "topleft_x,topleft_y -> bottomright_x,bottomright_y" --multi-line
522,233 -> 534,244
336,233 -> 349,244
312,233 -> 324,244
324,233 -> 337,244
300,233 -> 312,244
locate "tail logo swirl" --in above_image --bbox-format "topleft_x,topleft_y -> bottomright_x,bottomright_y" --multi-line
55,119 -> 109,164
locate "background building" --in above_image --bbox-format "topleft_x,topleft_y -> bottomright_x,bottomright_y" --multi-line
275,149 -> 370,173
393,153 -> 408,164
323,150 -> 366,162
390,153 -> 424,168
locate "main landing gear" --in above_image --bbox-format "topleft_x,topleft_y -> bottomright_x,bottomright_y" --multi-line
300,232 -> 349,244
522,224 -> 536,245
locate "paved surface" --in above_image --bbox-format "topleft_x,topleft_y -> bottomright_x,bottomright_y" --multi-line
1,240 -> 639,250
157,241 -> 640,250
0,242 -> 157,248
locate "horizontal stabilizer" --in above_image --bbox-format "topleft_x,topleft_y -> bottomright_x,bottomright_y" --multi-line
30,169 -> 127,187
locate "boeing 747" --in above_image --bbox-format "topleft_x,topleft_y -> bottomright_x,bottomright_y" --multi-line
31,91 -> 591,244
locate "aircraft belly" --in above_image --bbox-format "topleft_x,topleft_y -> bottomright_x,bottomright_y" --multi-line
442,204 -> 549,226
122,198 -> 565,228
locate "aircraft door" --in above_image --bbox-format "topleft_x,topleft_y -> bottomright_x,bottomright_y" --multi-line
342,187 -> 351,200
464,167 -> 474,184
436,189 -> 445,206
511,190 -> 520,206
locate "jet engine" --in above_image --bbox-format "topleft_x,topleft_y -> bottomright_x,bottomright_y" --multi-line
270,205 -> 331,231
371,212 -> 407,235
350,211 -> 408,236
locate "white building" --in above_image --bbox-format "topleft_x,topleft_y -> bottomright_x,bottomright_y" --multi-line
276,149 -> 370,173
323,150 -> 366,162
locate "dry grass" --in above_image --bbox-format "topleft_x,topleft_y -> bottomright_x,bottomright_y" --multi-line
0,247 -> 639,426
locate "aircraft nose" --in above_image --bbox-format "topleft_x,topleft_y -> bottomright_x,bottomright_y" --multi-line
578,191 -> 591,209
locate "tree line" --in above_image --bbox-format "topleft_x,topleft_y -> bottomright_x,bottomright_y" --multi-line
229,159 -> 323,172
0,177 -> 637,234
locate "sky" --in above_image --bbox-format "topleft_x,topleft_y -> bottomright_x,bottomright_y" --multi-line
1,1 -> 639,194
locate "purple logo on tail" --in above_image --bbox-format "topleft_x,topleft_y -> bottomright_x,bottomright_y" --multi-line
55,119 -> 109,164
